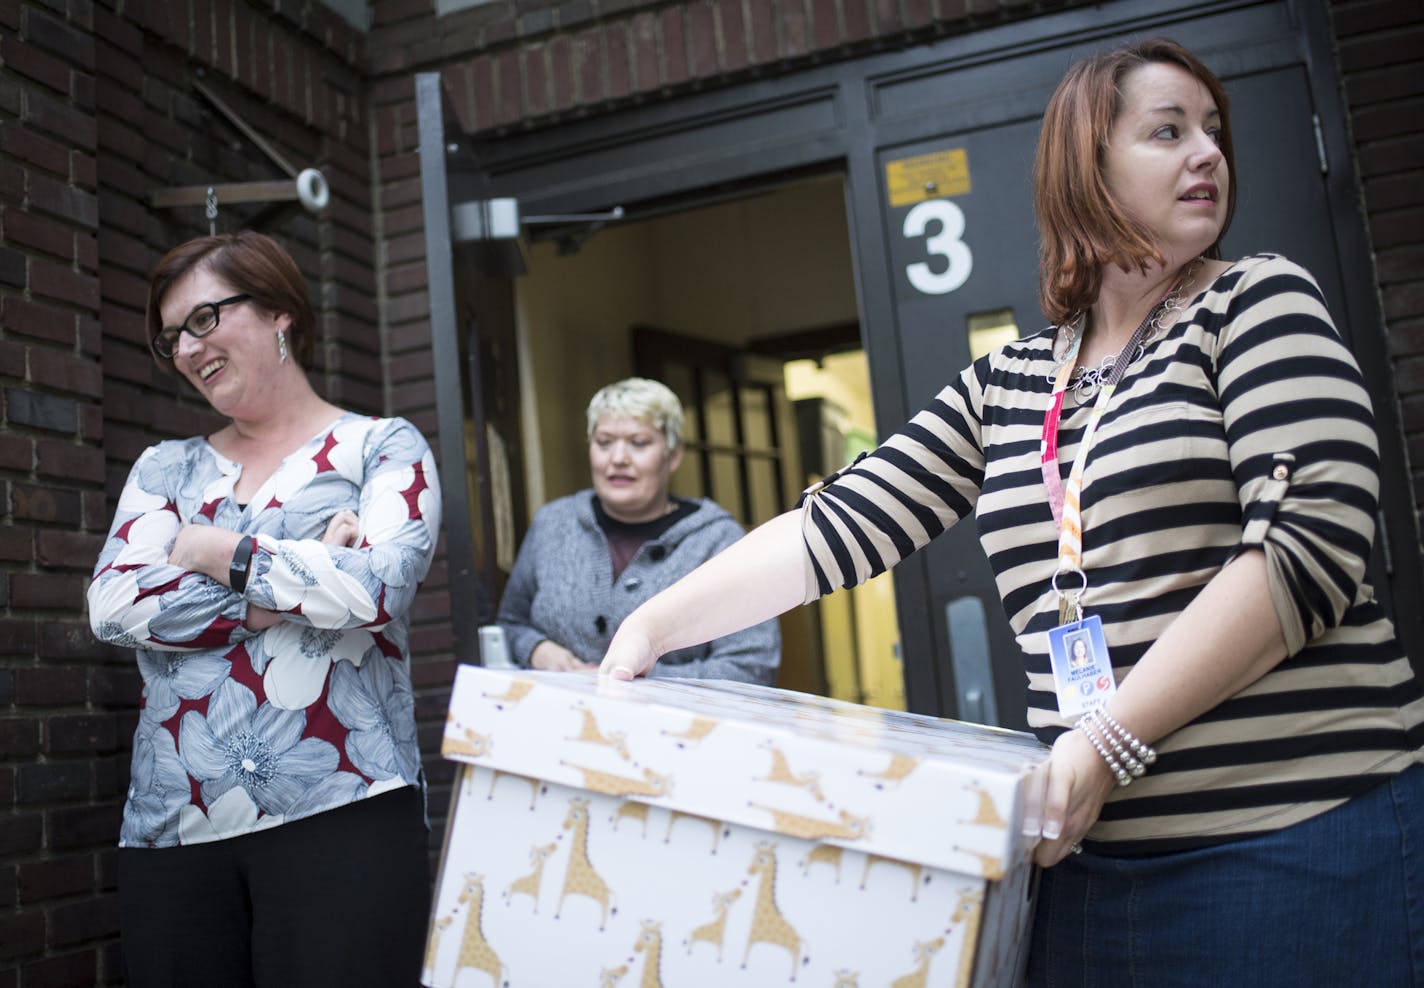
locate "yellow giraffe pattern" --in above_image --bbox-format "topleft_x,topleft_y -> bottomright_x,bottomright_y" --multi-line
750,802 -> 869,841
856,752 -> 919,787
487,768 -> 541,810
950,884 -> 986,988
504,841 -> 557,912
952,846 -> 1004,881
632,920 -> 666,988
556,797 -> 615,930
453,872 -> 505,987
859,853 -> 924,901
831,971 -> 860,988
960,782 -> 1008,829
612,799 -> 650,836
482,678 -> 535,707
890,936 -> 945,988
661,715 -> 718,746
742,841 -> 805,981
599,964 -> 629,988
445,725 -> 492,759
686,887 -> 741,961
757,741 -> 825,801
422,914 -> 452,982
799,843 -> 843,881
562,761 -> 671,798
665,810 -> 724,854
567,705 -> 632,760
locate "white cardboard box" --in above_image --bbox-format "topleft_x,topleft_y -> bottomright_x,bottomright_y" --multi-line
424,666 -> 1049,988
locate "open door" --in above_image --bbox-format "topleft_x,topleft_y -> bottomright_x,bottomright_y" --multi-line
415,72 -> 527,664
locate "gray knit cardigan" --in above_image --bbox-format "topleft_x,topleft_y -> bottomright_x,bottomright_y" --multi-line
496,491 -> 781,684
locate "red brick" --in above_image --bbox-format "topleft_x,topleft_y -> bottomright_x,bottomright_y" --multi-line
45,713 -> 116,755
630,12 -> 659,92
521,43 -> 549,117
809,0 -> 837,50
748,0 -> 776,65
1339,27 -> 1424,73
2,207 -> 72,260
77,401 -> 101,441
493,49 -> 520,126
843,0 -> 872,43
0,906 -> 44,960
30,259 -> 101,310
903,0 -> 933,30
27,170 -> 99,228
662,7 -> 688,87
11,571 -> 88,610
17,854 -> 93,903
685,1 -> 716,79
0,718 -> 40,759
0,433 -> 33,470
21,950 -> 98,986
22,5 -> 95,69
715,0 -> 748,72
93,5 -> 142,57
780,0 -> 809,57
50,892 -> 120,947
83,488 -> 110,530
14,666 -> 87,705
0,31 -> 71,92
48,802 -> 121,851
2,297 -> 75,346
0,527 -> 34,563
40,619 -> 106,660
21,86 -> 96,150
28,346 -> 104,399
37,440 -> 105,485
605,22 -> 631,100
1332,0 -> 1422,37
12,483 -> 83,525
0,119 -> 71,175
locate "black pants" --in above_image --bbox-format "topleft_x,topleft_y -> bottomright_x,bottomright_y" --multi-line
119,786 -> 431,988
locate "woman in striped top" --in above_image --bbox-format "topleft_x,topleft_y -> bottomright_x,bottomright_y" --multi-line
602,38 -> 1423,984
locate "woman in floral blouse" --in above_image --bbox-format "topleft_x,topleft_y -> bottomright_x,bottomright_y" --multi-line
88,231 -> 441,986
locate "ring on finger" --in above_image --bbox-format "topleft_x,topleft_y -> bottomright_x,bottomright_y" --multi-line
1069,842 -> 1083,854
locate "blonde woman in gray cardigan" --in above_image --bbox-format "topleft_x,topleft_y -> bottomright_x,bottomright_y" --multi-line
497,377 -> 780,683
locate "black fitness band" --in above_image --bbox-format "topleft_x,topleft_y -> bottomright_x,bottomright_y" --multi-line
229,535 -> 255,594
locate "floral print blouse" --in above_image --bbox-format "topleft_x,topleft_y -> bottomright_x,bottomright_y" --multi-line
87,414 -> 441,848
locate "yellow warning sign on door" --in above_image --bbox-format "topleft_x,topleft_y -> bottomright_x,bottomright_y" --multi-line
885,149 -> 971,207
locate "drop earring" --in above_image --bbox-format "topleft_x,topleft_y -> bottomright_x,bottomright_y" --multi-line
277,330 -> 289,363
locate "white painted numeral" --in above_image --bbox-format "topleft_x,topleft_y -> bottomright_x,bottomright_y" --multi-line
903,199 -> 972,295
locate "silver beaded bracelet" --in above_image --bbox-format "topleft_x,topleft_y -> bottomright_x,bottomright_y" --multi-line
1097,709 -> 1157,767
1076,717 -> 1132,787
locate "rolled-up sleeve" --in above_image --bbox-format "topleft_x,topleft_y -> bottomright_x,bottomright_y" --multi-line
1215,258 -> 1381,654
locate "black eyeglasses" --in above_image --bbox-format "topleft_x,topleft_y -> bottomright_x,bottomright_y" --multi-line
153,294 -> 251,359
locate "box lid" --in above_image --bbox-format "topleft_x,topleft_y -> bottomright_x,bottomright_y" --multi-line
442,666 -> 1049,879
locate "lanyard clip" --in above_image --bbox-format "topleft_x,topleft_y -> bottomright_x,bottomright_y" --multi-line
1051,566 -> 1088,626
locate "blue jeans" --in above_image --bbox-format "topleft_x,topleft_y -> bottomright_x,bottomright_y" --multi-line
1027,761 -> 1424,988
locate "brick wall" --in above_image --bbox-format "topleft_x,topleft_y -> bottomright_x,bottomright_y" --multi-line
1331,0 -> 1424,533
0,1 -> 457,981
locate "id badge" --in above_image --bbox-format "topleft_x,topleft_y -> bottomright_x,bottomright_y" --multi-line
1048,614 -> 1116,717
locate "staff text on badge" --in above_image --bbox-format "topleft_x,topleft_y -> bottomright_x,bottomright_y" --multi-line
885,148 -> 971,207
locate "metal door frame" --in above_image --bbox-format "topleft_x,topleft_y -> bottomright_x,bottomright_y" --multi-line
419,0 -> 1422,708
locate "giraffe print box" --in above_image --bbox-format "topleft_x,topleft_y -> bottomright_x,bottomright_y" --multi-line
424,665 -> 1050,988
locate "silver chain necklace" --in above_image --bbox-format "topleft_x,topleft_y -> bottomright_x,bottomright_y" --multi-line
1051,257 -> 1202,402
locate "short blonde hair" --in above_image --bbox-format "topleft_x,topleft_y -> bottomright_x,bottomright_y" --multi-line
586,377 -> 684,450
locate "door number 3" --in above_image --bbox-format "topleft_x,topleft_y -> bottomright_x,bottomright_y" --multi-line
903,199 -> 973,295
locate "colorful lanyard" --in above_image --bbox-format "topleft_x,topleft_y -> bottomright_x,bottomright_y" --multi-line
1041,308 -> 1163,623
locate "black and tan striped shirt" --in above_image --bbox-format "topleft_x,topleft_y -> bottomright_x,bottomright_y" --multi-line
799,254 -> 1424,852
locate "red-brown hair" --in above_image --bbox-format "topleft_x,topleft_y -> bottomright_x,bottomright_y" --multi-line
1034,38 -> 1236,326
145,230 -> 315,366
